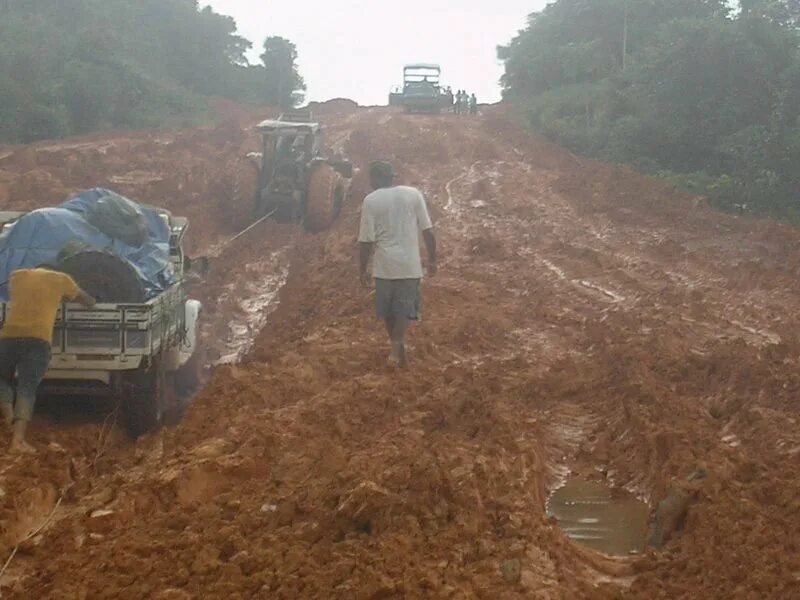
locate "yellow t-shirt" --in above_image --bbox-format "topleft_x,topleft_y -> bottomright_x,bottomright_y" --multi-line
1,269 -> 81,343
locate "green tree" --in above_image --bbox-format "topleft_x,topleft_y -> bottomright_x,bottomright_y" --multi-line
499,0 -> 731,98
260,36 -> 306,108
499,0 -> 800,220
741,0 -> 800,27
0,1 -> 305,142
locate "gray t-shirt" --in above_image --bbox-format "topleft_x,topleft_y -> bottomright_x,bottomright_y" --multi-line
358,185 -> 433,279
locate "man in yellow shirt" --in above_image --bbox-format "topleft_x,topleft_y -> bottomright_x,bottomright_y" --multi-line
0,268 -> 95,454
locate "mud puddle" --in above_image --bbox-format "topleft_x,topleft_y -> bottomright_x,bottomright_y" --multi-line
214,248 -> 290,364
547,479 -> 649,556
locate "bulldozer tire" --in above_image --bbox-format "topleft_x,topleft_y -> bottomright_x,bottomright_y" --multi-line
57,250 -> 146,303
333,181 -> 347,220
305,163 -> 340,233
229,157 -> 260,226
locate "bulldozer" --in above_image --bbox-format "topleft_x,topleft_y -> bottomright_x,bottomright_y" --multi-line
234,110 -> 353,233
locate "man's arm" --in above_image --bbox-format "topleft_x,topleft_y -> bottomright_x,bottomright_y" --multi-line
72,288 -> 97,308
60,273 -> 96,307
358,198 -> 376,287
359,242 -> 374,287
422,229 -> 437,276
74,288 -> 96,308
414,191 -> 437,276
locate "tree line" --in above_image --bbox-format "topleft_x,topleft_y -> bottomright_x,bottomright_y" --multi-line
499,0 -> 800,220
0,0 -> 305,143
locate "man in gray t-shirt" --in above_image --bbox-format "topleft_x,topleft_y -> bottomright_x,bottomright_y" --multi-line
359,161 -> 437,368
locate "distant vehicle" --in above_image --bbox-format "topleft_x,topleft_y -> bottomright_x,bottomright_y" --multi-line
389,64 -> 451,114
233,110 -> 353,232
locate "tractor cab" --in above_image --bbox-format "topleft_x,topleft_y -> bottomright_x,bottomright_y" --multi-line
256,118 -> 323,216
250,112 -> 353,230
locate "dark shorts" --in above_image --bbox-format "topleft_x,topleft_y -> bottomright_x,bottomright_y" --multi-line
375,278 -> 421,320
0,337 -> 51,422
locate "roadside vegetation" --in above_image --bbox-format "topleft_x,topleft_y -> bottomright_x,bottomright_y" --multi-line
0,1 -> 305,143
499,0 -> 800,221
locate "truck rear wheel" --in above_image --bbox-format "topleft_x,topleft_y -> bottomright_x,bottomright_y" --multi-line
123,354 -> 170,438
305,164 -> 341,233
174,344 -> 205,396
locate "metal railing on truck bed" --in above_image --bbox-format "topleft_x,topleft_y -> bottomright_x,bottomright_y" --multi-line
0,283 -> 186,378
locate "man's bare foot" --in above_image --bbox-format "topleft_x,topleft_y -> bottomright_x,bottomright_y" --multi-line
388,342 -> 400,366
397,343 -> 408,368
0,403 -> 12,426
9,439 -> 36,455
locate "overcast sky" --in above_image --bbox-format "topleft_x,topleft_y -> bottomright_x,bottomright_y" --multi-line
204,1 -> 548,106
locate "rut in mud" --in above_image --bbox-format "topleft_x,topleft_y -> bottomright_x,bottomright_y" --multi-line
2,104 -> 800,598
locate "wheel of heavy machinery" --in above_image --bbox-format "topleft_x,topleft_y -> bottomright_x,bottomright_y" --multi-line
305,163 -> 340,233
123,353 -> 170,438
332,180 -> 347,221
228,157 -> 261,228
57,249 -> 145,303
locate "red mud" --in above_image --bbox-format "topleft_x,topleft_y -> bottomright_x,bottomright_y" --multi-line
2,106 -> 800,598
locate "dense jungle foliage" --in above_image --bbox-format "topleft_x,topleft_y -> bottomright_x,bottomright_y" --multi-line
0,0 -> 305,143
500,0 -> 800,219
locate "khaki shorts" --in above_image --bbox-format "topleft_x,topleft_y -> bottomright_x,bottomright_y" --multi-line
375,278 -> 421,320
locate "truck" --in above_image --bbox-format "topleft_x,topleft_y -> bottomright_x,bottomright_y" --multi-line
389,64 -> 451,113
0,205 -> 204,438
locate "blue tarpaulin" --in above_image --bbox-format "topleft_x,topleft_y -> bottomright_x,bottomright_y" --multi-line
0,188 -> 175,301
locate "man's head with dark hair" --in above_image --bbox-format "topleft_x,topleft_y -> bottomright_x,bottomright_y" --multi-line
369,160 -> 395,190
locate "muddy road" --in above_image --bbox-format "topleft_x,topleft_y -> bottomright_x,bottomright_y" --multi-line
2,104 -> 800,598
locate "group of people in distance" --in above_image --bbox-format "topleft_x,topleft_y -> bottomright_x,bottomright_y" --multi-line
443,87 -> 477,115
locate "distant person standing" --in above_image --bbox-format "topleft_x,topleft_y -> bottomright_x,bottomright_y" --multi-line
444,86 -> 454,113
455,90 -> 464,115
470,93 -> 478,115
0,267 -> 95,453
359,161 -> 437,368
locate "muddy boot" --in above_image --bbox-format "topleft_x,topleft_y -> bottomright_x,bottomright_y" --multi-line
9,420 -> 35,455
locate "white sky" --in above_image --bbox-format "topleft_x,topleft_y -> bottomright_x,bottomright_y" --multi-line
204,1 -> 548,105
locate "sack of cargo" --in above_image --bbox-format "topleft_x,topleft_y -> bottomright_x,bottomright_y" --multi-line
80,190 -> 149,247
0,188 -> 175,301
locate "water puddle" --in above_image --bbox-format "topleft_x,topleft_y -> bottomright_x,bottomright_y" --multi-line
214,249 -> 289,364
547,479 -> 649,556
